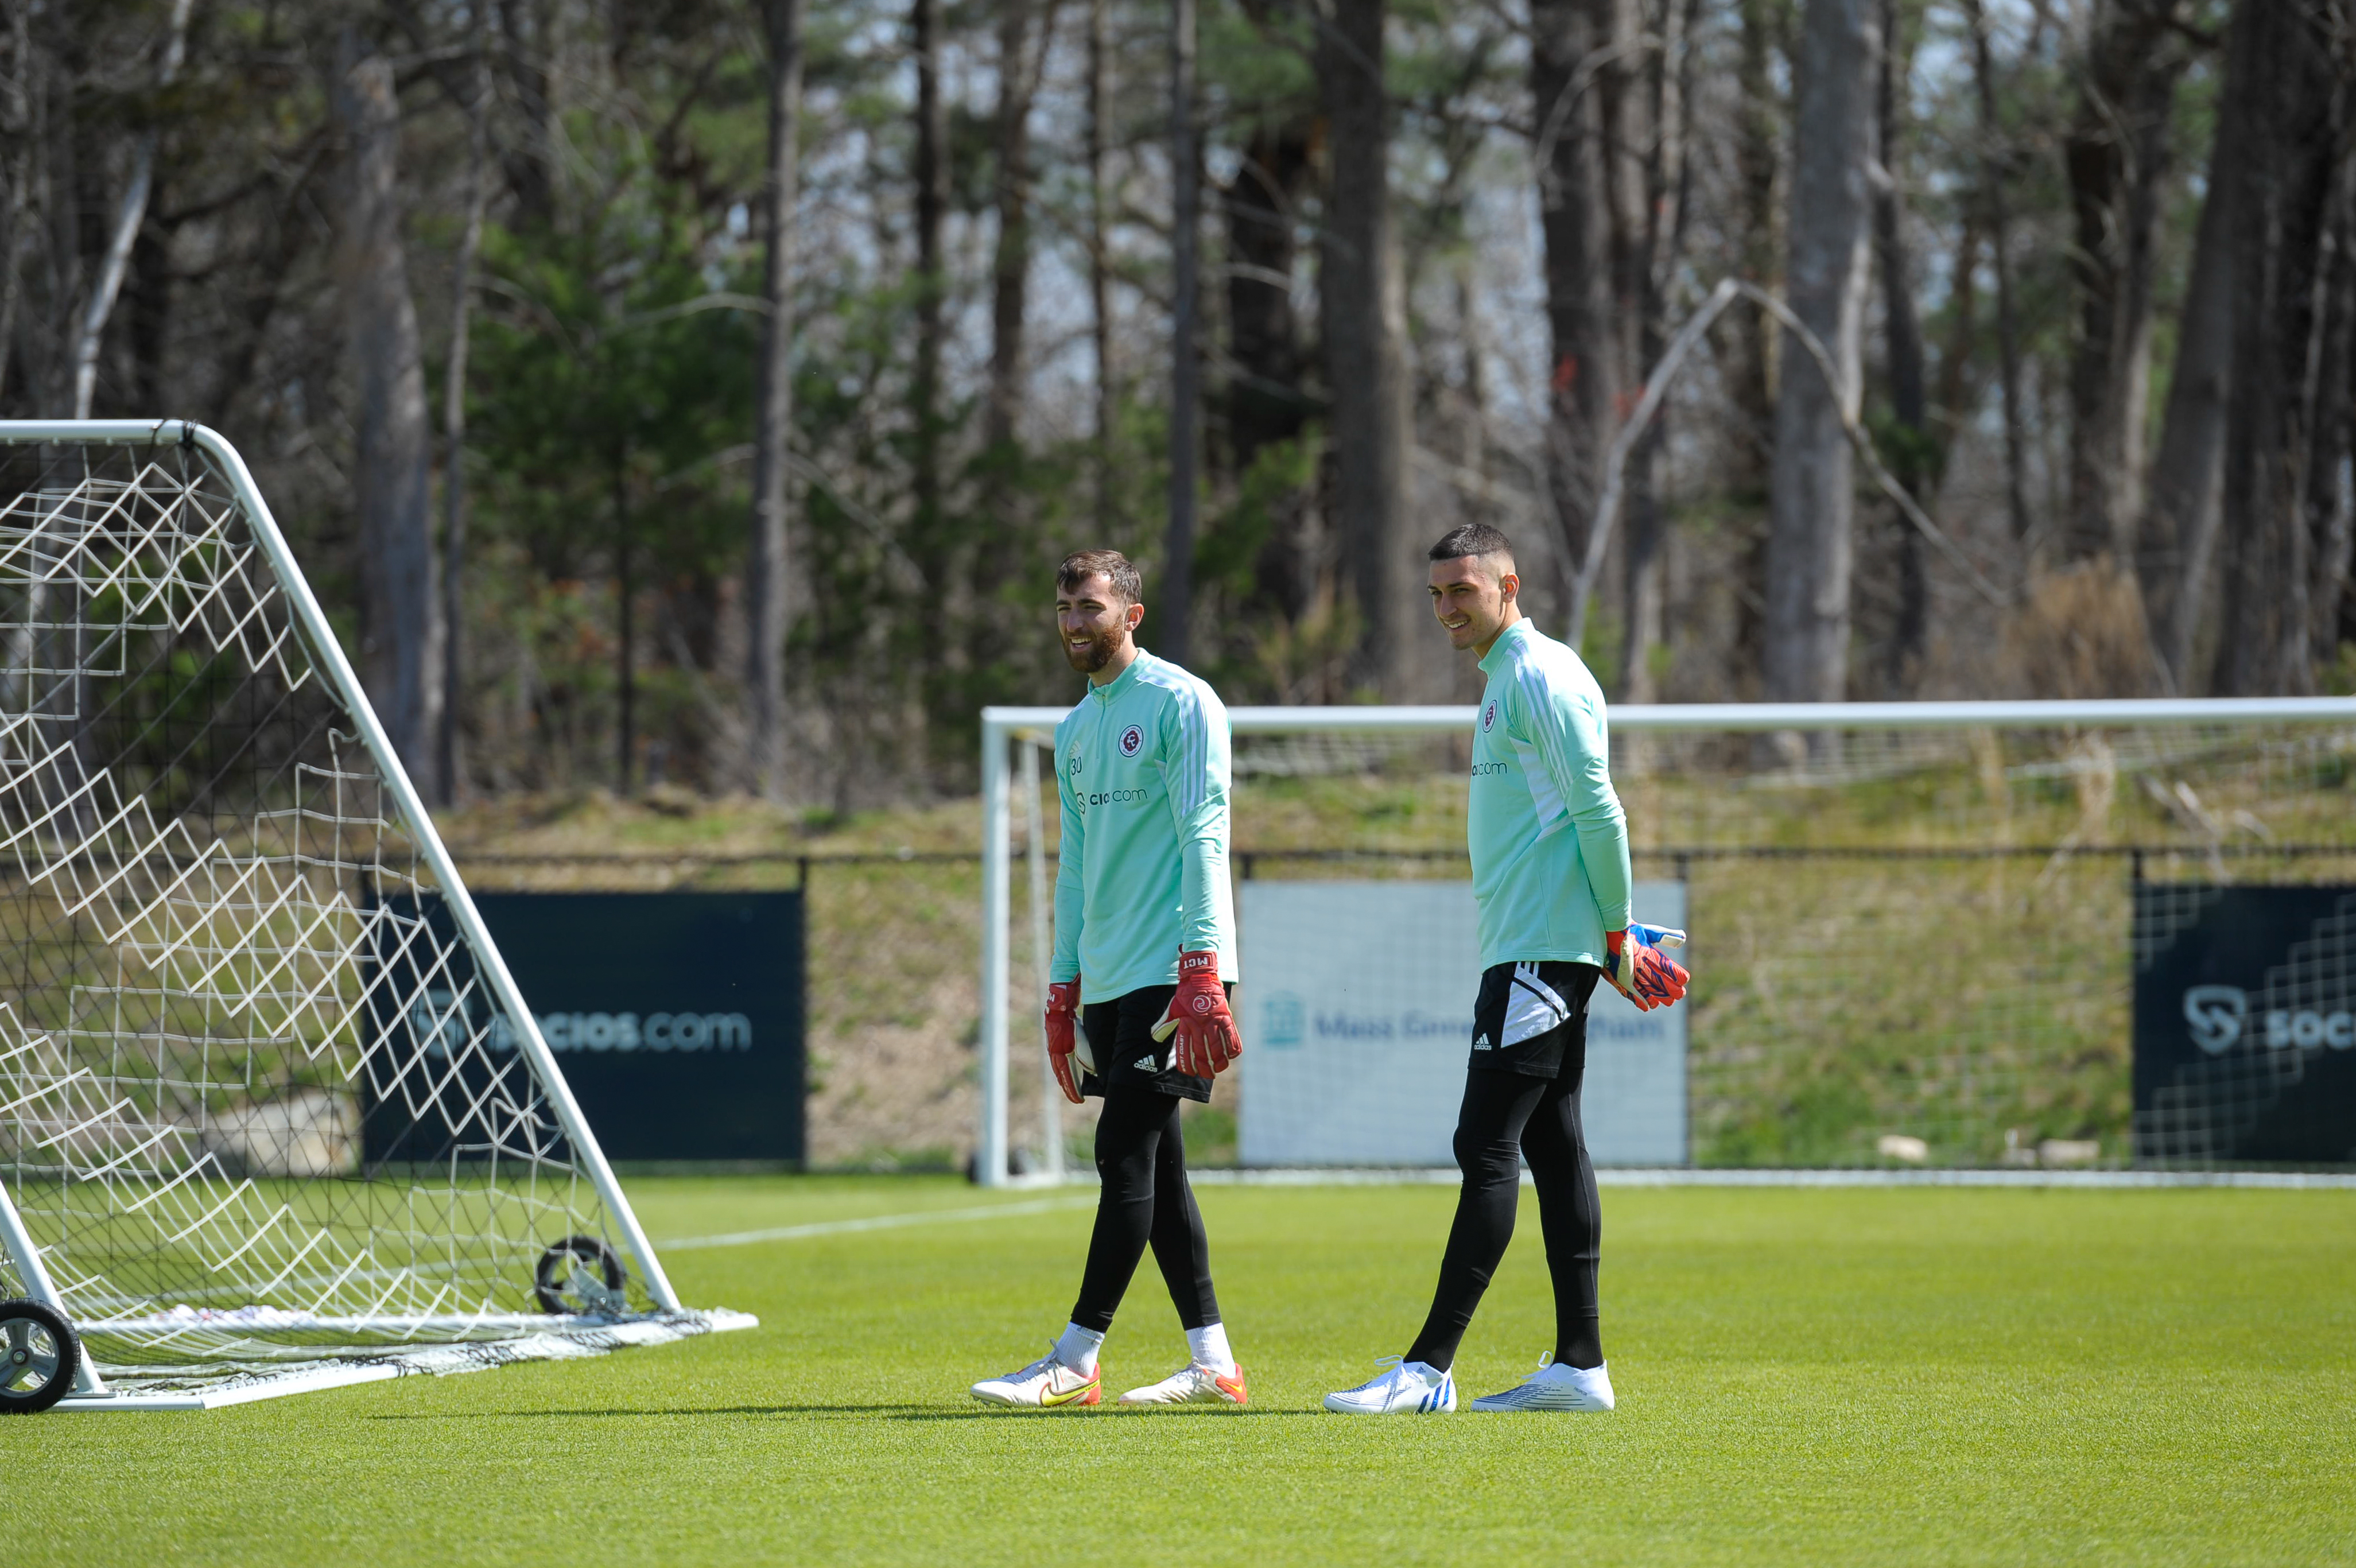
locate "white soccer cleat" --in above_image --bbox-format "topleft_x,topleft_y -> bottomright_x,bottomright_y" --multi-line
1322,1355 -> 1455,1415
1117,1361 -> 1249,1407
1467,1357 -> 1614,1412
970,1345 -> 1102,1409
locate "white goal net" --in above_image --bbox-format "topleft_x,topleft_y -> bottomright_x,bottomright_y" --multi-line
0,422 -> 747,1410
978,697 -> 2356,1185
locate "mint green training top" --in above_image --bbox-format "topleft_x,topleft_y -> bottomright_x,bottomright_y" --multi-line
1051,650 -> 1237,1003
1468,618 -> 1634,970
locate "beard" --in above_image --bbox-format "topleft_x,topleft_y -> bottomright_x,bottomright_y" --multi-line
1064,627 -> 1120,674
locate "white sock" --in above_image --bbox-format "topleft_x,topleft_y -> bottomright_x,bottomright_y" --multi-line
1054,1322 -> 1105,1377
1186,1322 -> 1235,1372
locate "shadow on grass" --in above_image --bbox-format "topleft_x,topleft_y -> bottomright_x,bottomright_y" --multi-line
368,1403 -> 1311,1422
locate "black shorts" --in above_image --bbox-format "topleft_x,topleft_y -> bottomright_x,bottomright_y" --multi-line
1078,983 -> 1226,1105
1468,961 -> 1601,1080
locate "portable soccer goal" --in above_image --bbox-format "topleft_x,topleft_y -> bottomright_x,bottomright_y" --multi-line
0,422 -> 751,1412
976,693 -> 2356,1186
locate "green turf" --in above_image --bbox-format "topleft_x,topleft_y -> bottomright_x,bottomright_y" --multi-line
12,1178 -> 2354,1566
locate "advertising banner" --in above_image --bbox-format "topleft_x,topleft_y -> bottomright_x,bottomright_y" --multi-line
2132,884 -> 2356,1165
1237,881 -> 1687,1166
363,891 -> 805,1165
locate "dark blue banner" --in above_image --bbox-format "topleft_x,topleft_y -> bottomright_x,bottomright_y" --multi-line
2132,884 -> 2356,1165
363,891 -> 804,1165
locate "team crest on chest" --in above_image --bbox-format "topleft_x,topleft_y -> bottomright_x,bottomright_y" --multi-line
1119,724 -> 1144,757
1481,700 -> 1497,733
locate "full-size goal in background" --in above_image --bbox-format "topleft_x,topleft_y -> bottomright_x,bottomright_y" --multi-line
976,697 -> 2356,1187
0,422 -> 750,1411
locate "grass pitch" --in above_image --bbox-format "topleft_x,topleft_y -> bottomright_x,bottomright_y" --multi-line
13,1178 -> 2354,1566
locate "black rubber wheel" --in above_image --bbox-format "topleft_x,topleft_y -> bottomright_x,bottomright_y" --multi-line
0,1299 -> 79,1414
534,1236 -> 627,1315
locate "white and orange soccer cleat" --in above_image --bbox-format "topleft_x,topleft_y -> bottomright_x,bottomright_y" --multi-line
1117,1361 -> 1249,1407
970,1346 -> 1102,1410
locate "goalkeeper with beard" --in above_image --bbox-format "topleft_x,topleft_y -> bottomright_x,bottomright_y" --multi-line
970,549 -> 1248,1410
1324,523 -> 1689,1416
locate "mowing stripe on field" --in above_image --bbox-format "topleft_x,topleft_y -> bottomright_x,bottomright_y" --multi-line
661,1195 -> 1097,1251
658,1170 -> 2356,1256
1185,1166 -> 2356,1189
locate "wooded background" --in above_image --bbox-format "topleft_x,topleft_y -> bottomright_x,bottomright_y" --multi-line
6,0 -> 2353,805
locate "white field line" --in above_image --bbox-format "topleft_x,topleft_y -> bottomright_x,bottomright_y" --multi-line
660,1194 -> 1098,1252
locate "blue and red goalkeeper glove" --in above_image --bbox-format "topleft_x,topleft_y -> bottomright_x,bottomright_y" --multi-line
1605,923 -> 1689,1011
1045,979 -> 1086,1104
1151,950 -> 1240,1077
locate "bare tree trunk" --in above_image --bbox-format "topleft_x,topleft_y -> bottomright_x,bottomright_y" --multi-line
33,11 -> 86,421
1873,0 -> 1928,688
1962,0 -> 2033,553
1455,265 -> 1495,506
1087,0 -> 1116,530
205,138 -> 324,430
68,0 -> 190,418
2210,0 -> 2344,695
1620,0 -> 1695,703
1159,0 -> 1201,665
126,217 -> 167,413
1319,0 -> 1410,696
1763,0 -> 1877,725
438,25 -> 491,805
2063,0 -> 2191,564
910,0 -> 949,599
1226,119 -> 1313,479
1725,0 -> 1781,685
748,0 -> 806,800
0,3 -> 33,408
1228,115 -> 1315,618
1530,0 -> 1624,628
2136,94 -> 2236,693
2299,150 -> 2356,676
1935,209 -> 1981,440
614,456 -> 634,792
22,9 -> 69,418
986,0 -> 1053,453
498,0 -> 557,226
333,34 -> 442,791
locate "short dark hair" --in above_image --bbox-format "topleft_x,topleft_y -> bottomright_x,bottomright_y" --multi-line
1427,523 -> 1515,565
1057,548 -> 1143,605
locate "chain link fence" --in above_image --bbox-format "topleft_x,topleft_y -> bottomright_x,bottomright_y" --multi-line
457,720 -> 2356,1172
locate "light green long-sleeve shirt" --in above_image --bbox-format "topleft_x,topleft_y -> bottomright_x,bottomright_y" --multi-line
1051,651 -> 1237,1003
1468,618 -> 1633,969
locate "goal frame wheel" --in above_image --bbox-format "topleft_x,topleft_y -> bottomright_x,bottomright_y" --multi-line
0,1298 -> 80,1414
534,1236 -> 628,1315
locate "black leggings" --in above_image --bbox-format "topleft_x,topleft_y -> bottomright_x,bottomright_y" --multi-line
1068,1077 -> 1220,1333
1404,1067 -> 1602,1372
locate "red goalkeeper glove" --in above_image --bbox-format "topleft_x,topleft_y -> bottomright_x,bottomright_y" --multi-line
1605,923 -> 1690,1012
1150,950 -> 1240,1077
1045,979 -> 1086,1104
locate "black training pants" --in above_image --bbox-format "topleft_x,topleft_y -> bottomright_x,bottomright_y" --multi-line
1068,996 -> 1220,1334
1404,1045 -> 1603,1372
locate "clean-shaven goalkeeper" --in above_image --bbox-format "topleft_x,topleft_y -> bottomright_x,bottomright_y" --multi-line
1325,522 -> 1689,1416
971,548 -> 1247,1411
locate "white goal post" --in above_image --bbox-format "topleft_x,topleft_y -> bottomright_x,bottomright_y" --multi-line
0,421 -> 747,1411
977,694 -> 2356,1188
